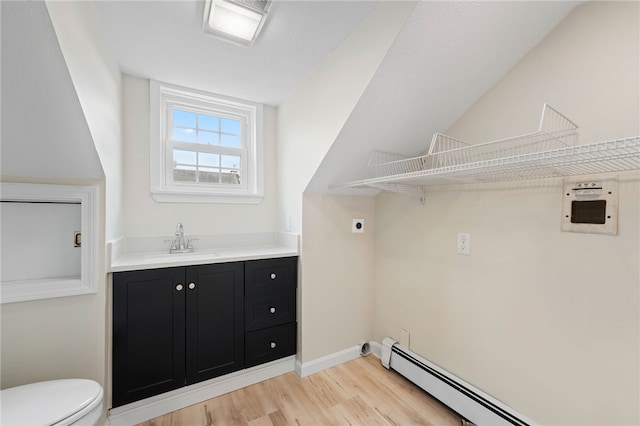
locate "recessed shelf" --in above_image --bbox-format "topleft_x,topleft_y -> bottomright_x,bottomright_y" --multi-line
342,105 -> 639,200
0,183 -> 98,303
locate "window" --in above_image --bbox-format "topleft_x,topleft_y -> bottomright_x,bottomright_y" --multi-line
150,80 -> 263,203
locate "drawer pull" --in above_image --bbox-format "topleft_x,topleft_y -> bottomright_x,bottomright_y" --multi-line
270,273 -> 277,279
270,341 -> 277,349
176,284 -> 184,291
188,282 -> 196,290
269,307 -> 276,314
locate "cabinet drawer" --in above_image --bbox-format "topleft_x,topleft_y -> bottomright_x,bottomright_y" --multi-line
245,257 -> 297,297
245,291 -> 295,332
245,323 -> 296,367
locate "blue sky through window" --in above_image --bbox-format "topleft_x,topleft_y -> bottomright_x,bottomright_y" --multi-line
172,108 -> 241,147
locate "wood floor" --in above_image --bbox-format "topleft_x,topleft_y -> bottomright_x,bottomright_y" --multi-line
136,355 -> 464,426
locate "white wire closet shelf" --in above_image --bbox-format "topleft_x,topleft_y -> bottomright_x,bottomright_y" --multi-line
343,104 -> 640,199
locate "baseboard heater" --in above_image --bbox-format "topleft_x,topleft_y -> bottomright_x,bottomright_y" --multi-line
381,338 -> 535,426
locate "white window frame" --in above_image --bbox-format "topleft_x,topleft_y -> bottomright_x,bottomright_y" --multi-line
150,80 -> 264,203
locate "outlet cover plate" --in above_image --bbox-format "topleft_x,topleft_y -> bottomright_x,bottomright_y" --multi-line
457,232 -> 471,255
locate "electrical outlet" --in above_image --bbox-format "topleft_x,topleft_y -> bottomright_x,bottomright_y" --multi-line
457,232 -> 471,255
352,218 -> 364,233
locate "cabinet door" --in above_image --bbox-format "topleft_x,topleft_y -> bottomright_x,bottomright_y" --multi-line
112,267 -> 186,407
185,262 -> 244,384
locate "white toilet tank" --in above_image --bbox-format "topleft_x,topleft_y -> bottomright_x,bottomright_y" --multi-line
1,379 -> 103,426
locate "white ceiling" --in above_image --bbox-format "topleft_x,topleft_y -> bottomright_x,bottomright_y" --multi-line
92,0 -> 379,106
92,0 -> 579,193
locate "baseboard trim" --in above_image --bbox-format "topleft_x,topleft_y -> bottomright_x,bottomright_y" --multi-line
295,343 -> 375,377
370,340 -> 382,358
107,356 -> 295,426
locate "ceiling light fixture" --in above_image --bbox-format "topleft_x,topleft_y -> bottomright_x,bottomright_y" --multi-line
203,0 -> 271,47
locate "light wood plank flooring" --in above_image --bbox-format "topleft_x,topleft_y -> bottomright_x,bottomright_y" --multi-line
137,355 -> 464,426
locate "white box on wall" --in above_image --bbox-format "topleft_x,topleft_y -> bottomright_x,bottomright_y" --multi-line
0,183 -> 98,303
1,202 -> 81,281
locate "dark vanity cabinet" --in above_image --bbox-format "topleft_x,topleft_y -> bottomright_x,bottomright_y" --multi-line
244,258 -> 297,367
112,262 -> 244,407
112,257 -> 296,407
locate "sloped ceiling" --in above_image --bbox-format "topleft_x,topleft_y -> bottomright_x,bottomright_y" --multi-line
1,1 -> 104,179
307,1 -> 579,193
91,1 -> 579,193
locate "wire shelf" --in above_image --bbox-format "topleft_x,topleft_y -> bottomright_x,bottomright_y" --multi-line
426,104 -> 578,168
362,104 -> 578,180
343,105 -> 639,199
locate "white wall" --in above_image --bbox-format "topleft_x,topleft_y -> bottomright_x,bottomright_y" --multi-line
122,75 -> 278,237
45,0 -> 123,242
277,1 -> 416,235
0,179 -> 107,390
277,1 -> 415,365
373,2 -> 639,424
300,194 -> 375,362
0,7 -> 121,424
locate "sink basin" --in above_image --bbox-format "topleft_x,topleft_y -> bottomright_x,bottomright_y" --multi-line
144,250 -> 219,261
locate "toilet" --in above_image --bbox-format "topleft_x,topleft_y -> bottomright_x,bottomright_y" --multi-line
1,379 -> 103,426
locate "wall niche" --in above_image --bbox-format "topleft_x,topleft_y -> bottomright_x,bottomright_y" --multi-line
0,183 -> 98,303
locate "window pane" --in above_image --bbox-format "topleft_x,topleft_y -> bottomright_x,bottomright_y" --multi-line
173,150 -> 196,182
173,149 -> 196,166
221,117 -> 241,135
199,153 -> 219,167
198,130 -> 217,145
221,170 -> 241,185
173,149 -> 197,182
173,127 -> 196,143
221,155 -> 241,169
173,109 -> 196,128
199,167 -> 219,183
220,133 -> 241,148
174,169 -> 196,182
198,114 -> 218,131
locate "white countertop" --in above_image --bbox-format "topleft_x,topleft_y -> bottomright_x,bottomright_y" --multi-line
108,232 -> 299,272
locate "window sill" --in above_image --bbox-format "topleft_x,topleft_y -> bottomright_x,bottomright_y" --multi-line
151,190 -> 263,204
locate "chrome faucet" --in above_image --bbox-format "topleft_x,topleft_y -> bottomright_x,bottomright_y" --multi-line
175,222 -> 186,251
167,222 -> 196,253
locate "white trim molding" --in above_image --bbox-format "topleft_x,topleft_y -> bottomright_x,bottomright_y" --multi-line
149,80 -> 264,204
294,344 -> 364,378
0,183 -> 99,303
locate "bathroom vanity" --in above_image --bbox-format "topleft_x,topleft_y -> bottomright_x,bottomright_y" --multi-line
109,233 -> 298,408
